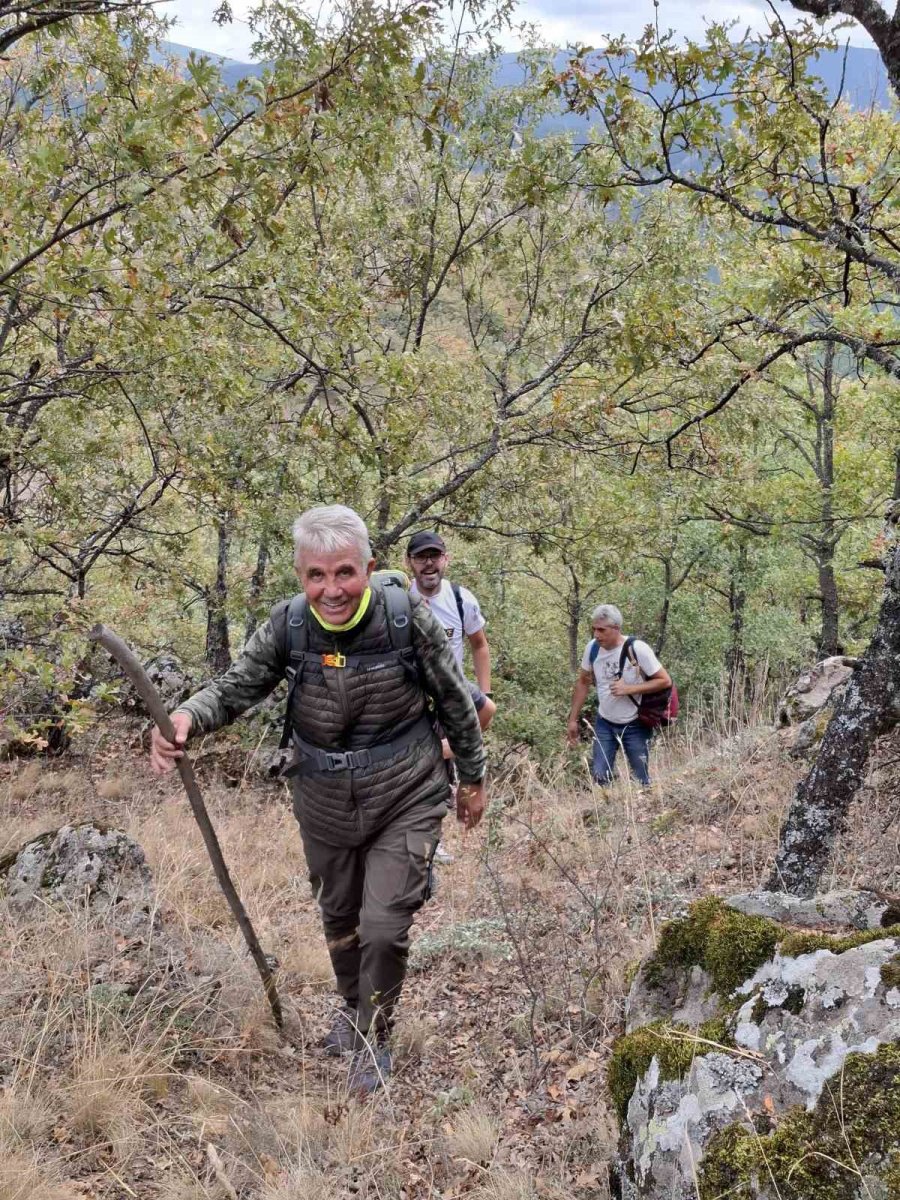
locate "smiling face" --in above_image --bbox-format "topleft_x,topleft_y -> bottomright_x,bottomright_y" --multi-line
295,546 -> 374,625
406,547 -> 449,597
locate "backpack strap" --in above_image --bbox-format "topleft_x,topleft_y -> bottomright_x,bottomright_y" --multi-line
280,593 -> 309,749
451,581 -> 465,631
589,638 -> 600,666
380,580 -> 420,683
618,636 -> 641,677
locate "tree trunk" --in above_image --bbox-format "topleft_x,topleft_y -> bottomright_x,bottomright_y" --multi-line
725,545 -> 747,703
815,343 -> 840,657
766,510 -> 900,896
787,0 -> 900,105
656,557 -> 672,655
817,553 -> 840,657
205,519 -> 232,675
244,538 -> 269,644
568,568 -> 582,673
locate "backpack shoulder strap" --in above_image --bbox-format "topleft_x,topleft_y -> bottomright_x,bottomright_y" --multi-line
380,580 -> 413,654
589,639 -> 600,666
286,593 -> 309,665
451,581 -> 465,630
279,593 -> 309,749
619,636 -> 640,676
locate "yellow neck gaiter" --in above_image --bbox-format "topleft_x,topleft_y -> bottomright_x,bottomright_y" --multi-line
310,587 -> 372,633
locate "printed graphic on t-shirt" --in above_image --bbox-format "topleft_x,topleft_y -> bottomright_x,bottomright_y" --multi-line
409,579 -> 486,668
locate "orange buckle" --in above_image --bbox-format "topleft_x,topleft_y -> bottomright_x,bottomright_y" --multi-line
322,653 -> 346,668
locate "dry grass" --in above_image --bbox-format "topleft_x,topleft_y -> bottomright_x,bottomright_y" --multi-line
0,705 -> 885,1198
258,1165 -> 333,1200
0,1089 -> 54,1152
470,1169 -> 538,1200
6,761 -> 42,802
96,775 -> 133,801
67,1051 -> 143,1161
444,1103 -> 501,1166
0,1152 -> 74,1200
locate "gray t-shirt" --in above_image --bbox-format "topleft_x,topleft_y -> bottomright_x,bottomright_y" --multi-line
581,637 -> 662,723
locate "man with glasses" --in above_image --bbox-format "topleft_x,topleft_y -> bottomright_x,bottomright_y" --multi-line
405,531 -> 495,735
566,604 -> 671,787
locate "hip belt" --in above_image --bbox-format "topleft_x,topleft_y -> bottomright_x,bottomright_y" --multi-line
287,713 -> 434,776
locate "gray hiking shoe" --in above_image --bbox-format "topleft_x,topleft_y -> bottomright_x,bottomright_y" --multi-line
348,1041 -> 392,1096
433,841 -> 454,865
322,1003 -> 359,1057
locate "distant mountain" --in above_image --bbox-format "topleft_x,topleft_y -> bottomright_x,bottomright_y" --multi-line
156,40 -> 266,89
158,39 -> 892,137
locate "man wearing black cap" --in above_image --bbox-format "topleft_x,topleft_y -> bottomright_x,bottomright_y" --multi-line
405,531 -> 495,735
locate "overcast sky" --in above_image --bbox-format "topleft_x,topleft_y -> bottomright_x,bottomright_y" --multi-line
157,0 -> 875,62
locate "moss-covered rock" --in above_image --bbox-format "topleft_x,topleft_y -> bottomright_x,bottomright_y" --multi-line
608,1017 -> 731,1123
643,896 -> 781,997
779,923 -> 900,959
615,892 -> 900,1199
698,1042 -> 900,1200
880,953 -> 900,991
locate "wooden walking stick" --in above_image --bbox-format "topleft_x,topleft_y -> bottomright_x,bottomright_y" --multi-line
90,624 -> 284,1031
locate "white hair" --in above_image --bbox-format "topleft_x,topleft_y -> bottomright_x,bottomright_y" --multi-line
292,505 -> 372,568
591,604 -> 623,628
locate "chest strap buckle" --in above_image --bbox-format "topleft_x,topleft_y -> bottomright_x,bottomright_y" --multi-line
325,751 -> 353,770
322,653 -> 346,668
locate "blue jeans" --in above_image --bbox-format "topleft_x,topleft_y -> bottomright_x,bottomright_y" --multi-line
592,715 -> 653,786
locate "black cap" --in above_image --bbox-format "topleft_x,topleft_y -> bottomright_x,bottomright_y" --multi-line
407,530 -> 446,556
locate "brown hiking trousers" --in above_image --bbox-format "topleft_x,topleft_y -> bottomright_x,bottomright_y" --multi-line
297,800 -> 447,1038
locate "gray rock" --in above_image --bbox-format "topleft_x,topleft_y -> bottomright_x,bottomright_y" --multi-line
111,654 -> 195,711
726,888 -> 895,931
141,654 -> 194,706
777,656 -> 857,728
625,961 -> 720,1034
616,896 -> 900,1199
4,823 -> 158,937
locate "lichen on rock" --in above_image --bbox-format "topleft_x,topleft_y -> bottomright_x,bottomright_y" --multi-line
608,1017 -> 731,1122
613,892 -> 900,1199
698,1041 -> 900,1200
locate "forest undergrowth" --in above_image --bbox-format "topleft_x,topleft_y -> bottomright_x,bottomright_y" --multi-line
1,714 -> 899,1200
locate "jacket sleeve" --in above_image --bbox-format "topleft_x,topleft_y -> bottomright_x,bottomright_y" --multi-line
174,602 -> 288,735
410,597 -> 486,784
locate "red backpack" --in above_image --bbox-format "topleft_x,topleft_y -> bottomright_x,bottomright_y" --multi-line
589,636 -> 679,729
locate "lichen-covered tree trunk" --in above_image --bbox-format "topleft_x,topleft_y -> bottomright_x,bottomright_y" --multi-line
567,568 -> 582,673
725,545 -> 748,705
205,519 -> 232,675
243,537 -> 268,645
766,510 -> 900,896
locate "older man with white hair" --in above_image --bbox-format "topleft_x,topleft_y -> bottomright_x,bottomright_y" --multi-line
566,604 -> 671,787
150,505 -> 486,1094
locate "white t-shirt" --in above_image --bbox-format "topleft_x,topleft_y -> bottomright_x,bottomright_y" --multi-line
581,636 -> 662,724
410,579 -> 485,668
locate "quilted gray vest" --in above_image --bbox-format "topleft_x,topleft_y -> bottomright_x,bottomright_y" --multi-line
272,585 -> 448,846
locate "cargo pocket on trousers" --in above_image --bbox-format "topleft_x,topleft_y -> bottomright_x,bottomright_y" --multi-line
401,831 -> 438,910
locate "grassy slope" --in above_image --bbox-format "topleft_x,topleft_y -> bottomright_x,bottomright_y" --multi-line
1,717 -> 898,1199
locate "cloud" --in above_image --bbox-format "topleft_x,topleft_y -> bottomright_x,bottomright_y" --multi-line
515,0 -> 875,48
158,1 -> 256,59
157,0 -> 875,62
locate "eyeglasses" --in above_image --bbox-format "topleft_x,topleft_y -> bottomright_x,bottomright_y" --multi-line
410,550 -> 446,563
